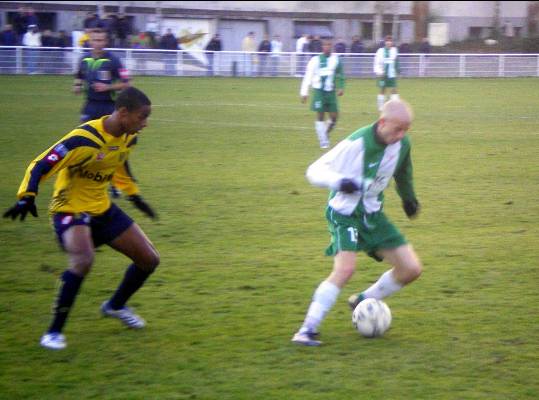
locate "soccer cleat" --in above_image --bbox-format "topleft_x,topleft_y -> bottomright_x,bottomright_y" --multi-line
348,293 -> 366,311
40,332 -> 67,350
320,142 -> 330,149
291,330 -> 322,346
101,301 -> 145,329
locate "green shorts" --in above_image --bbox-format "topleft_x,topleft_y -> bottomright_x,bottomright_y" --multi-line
377,77 -> 397,89
311,89 -> 339,113
324,207 -> 407,261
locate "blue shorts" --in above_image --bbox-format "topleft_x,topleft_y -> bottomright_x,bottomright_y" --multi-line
53,203 -> 134,249
80,101 -> 115,122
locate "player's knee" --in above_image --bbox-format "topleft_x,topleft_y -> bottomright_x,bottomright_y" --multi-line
70,251 -> 95,276
137,248 -> 160,273
406,260 -> 422,281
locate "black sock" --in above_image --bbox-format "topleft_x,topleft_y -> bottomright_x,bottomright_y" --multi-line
48,270 -> 84,334
108,264 -> 151,310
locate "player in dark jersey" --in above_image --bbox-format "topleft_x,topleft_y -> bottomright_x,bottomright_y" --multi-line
74,28 -> 130,197
74,28 -> 130,122
4,87 -> 159,350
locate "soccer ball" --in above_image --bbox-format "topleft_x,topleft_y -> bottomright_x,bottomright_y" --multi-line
352,298 -> 392,338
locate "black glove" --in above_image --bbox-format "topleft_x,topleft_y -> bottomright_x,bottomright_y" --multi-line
339,178 -> 360,194
3,196 -> 38,221
127,194 -> 157,220
403,199 -> 420,219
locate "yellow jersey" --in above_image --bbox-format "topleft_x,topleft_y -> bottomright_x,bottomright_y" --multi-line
17,116 -> 139,215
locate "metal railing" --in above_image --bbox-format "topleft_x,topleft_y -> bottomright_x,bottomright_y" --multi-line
1,46 -> 539,78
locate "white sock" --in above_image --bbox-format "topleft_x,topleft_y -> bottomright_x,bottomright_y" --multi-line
300,280 -> 340,333
377,94 -> 385,111
390,93 -> 400,100
315,121 -> 328,147
362,270 -> 403,300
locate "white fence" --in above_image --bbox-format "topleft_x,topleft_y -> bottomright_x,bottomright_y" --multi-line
1,46 -> 539,78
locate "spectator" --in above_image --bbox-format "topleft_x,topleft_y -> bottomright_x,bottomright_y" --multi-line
205,33 -> 222,76
159,28 -> 177,50
41,29 -> 56,47
270,34 -> 283,76
22,24 -> 41,74
257,34 -> 271,76
104,15 -> 118,40
350,36 -> 364,53
40,30 -> 57,73
399,42 -> 411,54
84,13 -> 100,30
13,7 -> 27,44
334,37 -> 346,54
419,37 -> 431,53
309,35 -> 323,53
116,15 -> 131,48
349,35 -> 364,76
0,24 -> 18,74
57,30 -> 72,48
24,7 -> 39,30
159,29 -> 178,75
295,33 -> 310,76
241,31 -> 256,76
57,30 -> 72,72
0,24 -> 17,46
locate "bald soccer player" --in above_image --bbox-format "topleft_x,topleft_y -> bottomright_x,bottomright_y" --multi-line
292,99 -> 422,346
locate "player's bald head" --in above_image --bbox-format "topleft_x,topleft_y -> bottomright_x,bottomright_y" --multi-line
380,99 -> 413,125
376,99 -> 413,145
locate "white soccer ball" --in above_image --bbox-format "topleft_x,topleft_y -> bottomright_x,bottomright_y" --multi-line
352,298 -> 392,338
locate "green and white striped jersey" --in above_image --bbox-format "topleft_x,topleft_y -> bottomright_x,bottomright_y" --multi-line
300,54 -> 345,96
306,122 -> 416,216
374,46 -> 399,78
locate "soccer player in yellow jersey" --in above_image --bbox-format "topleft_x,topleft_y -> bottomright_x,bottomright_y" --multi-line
3,87 -> 159,350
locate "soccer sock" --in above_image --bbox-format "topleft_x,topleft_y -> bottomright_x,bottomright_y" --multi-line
315,121 -> 328,146
108,264 -> 152,310
300,280 -> 340,333
361,269 -> 403,300
377,94 -> 385,111
326,119 -> 336,136
47,270 -> 84,334
390,93 -> 400,101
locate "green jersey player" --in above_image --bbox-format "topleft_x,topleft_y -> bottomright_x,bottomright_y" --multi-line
374,35 -> 400,111
292,99 -> 422,346
300,39 -> 345,149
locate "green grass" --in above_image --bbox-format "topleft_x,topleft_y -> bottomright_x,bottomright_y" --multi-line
0,75 -> 538,399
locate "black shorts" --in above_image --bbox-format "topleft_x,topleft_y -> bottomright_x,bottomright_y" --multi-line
80,101 -> 115,122
53,203 -> 133,249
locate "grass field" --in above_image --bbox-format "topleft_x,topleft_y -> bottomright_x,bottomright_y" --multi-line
0,75 -> 538,400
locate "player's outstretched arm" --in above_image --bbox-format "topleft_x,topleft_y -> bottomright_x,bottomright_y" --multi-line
127,194 -> 158,220
3,196 -> 38,221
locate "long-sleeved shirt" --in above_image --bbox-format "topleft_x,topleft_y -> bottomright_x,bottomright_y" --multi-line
16,116 -> 140,216
300,53 -> 345,97
374,46 -> 399,78
306,122 -> 416,216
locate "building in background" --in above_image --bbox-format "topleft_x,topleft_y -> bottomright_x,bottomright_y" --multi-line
0,1 -> 535,50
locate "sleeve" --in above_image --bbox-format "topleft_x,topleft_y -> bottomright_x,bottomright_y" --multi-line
112,56 -> 130,82
300,56 -> 316,97
306,139 -> 364,191
111,136 -> 139,195
373,49 -> 384,76
16,136 -> 100,198
394,141 -> 417,202
112,160 -> 140,195
336,58 -> 345,90
75,57 -> 84,79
